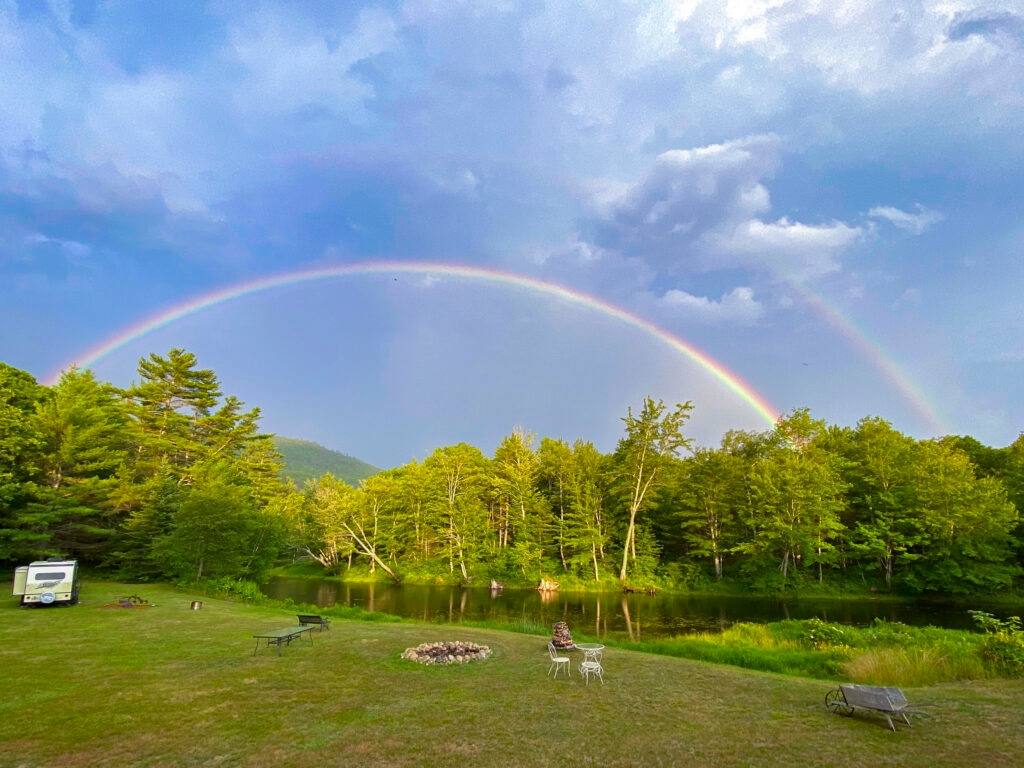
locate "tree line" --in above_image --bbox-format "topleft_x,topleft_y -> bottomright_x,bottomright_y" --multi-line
2,350 -> 1022,594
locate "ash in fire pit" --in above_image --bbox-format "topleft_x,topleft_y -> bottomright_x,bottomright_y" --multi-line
402,641 -> 492,665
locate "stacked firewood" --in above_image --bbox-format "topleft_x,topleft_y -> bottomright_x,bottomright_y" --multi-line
551,621 -> 575,650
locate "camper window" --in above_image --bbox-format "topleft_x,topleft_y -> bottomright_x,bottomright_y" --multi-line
33,571 -> 66,580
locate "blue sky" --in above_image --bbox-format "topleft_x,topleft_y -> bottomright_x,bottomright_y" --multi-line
2,0 -> 1023,468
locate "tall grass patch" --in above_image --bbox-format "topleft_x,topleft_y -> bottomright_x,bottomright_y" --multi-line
805,617 -> 989,685
616,621 -> 849,679
842,647 -> 988,686
601,616 -> 1008,685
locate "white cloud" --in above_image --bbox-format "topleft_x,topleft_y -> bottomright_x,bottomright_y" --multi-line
419,274 -> 442,288
655,285 -> 764,324
703,217 -> 861,280
431,168 -> 481,196
579,134 -> 862,282
24,233 -> 92,262
82,71 -> 209,211
674,0 -> 1022,99
585,135 -> 780,258
534,233 -> 657,298
995,348 -> 1024,362
500,0 -> 1024,157
227,6 -> 398,118
892,287 -> 923,309
868,204 -> 943,234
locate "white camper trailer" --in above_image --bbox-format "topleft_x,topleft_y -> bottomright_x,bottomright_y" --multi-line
12,559 -> 80,606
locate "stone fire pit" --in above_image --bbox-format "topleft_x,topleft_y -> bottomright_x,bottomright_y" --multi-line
401,641 -> 492,665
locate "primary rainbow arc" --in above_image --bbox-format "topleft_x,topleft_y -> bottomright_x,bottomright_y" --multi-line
46,260 -> 782,428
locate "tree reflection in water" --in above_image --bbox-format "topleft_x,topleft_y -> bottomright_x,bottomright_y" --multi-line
262,577 -> 990,641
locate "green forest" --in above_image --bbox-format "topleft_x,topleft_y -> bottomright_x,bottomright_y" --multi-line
2,349 -> 1022,596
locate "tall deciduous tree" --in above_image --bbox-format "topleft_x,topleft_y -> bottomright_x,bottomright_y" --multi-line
843,417 -> 922,589
491,428 -> 549,576
386,460 -> 435,564
424,444 -> 489,581
738,410 -> 848,586
611,397 -> 693,583
945,433 -> 1024,571
298,473 -> 357,570
677,447 -> 746,580
904,440 -> 1019,593
564,440 -> 608,581
537,437 -> 574,571
349,473 -> 400,582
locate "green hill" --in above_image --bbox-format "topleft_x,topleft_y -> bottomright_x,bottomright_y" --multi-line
273,437 -> 381,488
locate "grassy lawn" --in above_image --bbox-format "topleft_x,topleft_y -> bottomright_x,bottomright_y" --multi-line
2,582 -> 1023,767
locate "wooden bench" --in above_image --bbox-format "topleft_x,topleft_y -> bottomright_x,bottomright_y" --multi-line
252,625 -> 315,656
297,614 -> 331,631
825,684 -> 931,731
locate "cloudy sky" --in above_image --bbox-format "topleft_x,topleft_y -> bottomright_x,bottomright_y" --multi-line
2,0 -> 1023,468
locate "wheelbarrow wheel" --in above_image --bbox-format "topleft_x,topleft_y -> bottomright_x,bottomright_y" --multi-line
825,689 -> 854,717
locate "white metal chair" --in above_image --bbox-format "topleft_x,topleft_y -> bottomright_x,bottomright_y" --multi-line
548,642 -> 571,678
579,659 -> 604,685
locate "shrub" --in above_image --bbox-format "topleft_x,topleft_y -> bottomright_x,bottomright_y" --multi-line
204,577 -> 266,602
970,610 -> 1024,676
857,617 -> 916,647
801,618 -> 849,649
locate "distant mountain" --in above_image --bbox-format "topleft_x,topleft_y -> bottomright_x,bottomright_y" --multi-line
274,437 -> 381,488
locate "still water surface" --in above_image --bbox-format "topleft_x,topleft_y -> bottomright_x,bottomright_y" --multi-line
262,577 -> 1012,641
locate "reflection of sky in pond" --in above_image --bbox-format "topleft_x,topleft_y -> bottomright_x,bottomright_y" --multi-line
262,578 -> 1000,642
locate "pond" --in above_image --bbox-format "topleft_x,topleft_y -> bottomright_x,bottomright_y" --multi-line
260,577 -> 1017,642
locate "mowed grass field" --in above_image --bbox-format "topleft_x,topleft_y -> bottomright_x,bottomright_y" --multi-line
2,583 -> 1023,768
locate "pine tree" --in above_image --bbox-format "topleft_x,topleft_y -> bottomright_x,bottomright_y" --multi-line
29,368 -> 129,561
0,363 -> 49,561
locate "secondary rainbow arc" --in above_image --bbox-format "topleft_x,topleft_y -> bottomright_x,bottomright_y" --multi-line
46,260 -> 782,428
784,280 -> 947,435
